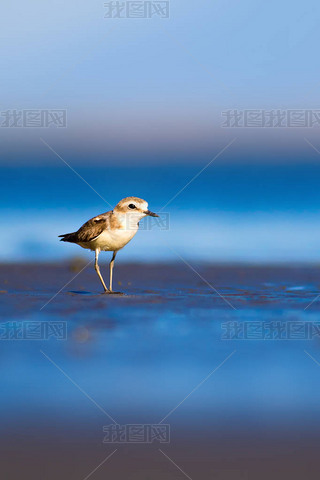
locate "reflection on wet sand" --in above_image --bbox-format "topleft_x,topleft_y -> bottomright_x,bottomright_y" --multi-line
1,263 -> 320,479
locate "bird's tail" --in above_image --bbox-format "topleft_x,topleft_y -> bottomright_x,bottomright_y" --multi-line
58,232 -> 77,243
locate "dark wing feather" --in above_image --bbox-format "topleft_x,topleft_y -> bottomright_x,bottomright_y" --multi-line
75,215 -> 108,243
59,213 -> 110,243
59,232 -> 78,243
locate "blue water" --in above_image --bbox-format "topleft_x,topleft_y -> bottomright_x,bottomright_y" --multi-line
2,263 -> 320,479
2,164 -> 320,262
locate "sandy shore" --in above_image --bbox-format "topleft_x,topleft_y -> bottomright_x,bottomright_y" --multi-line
1,261 -> 320,311
1,262 -> 320,479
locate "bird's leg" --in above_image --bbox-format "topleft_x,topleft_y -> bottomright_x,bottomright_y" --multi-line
109,251 -> 117,292
95,249 -> 108,292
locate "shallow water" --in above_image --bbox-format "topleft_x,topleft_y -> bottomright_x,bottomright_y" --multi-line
1,263 -> 320,479
2,164 -> 320,264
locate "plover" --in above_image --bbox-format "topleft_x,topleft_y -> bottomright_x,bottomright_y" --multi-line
59,197 -> 158,294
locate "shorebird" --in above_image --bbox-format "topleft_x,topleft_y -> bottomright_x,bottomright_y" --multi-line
59,197 -> 158,294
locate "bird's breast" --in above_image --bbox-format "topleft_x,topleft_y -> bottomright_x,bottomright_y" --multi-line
91,226 -> 138,251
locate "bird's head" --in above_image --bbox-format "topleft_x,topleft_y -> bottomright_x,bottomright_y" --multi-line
113,197 -> 159,224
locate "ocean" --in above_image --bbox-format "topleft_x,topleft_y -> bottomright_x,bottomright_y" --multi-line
1,163 -> 320,263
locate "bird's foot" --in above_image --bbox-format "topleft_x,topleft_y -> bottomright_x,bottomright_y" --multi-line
103,290 -> 124,295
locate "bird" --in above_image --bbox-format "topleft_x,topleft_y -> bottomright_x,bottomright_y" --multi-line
59,197 -> 159,294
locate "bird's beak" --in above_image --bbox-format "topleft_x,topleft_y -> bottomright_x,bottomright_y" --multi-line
145,210 -> 159,217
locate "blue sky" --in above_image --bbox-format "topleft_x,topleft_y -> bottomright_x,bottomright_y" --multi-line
1,0 -> 320,164
1,0 -> 320,262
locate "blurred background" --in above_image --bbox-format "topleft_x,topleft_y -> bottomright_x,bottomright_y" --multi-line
1,0 -> 320,263
2,2 -> 320,479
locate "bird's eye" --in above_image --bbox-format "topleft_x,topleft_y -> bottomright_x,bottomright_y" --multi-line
128,204 -> 136,210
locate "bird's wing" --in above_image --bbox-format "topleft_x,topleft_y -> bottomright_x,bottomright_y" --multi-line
74,212 -> 112,243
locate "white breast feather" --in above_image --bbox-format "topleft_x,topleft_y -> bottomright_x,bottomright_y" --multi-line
86,225 -> 138,251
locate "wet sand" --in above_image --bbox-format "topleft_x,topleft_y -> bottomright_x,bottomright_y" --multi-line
2,261 -> 320,311
1,262 -> 320,479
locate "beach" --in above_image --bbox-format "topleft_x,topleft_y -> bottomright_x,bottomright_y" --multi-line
2,0 -> 320,476
1,262 -> 320,479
